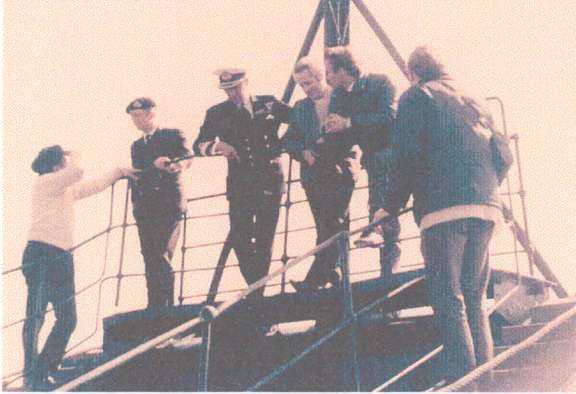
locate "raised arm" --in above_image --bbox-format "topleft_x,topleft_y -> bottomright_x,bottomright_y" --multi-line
72,167 -> 134,200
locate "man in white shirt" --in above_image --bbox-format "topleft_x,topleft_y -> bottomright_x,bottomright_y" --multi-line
22,145 -> 136,389
281,57 -> 356,291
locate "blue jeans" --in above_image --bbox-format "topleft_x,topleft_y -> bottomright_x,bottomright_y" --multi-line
421,218 -> 494,385
22,241 -> 77,386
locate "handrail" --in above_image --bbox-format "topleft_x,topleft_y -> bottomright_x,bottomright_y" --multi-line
373,194 -> 527,392
371,284 -> 523,392
5,93 -> 566,391
440,304 -> 576,392
55,208 -> 413,392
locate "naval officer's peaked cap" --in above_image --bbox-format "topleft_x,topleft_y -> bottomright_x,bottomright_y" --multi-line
126,97 -> 156,113
214,68 -> 247,89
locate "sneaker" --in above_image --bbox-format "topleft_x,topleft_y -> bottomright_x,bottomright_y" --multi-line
354,232 -> 384,248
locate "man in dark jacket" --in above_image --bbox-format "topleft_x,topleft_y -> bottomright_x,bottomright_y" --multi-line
281,56 -> 356,291
377,46 -> 503,387
323,46 -> 400,278
193,69 -> 290,297
128,97 -> 191,309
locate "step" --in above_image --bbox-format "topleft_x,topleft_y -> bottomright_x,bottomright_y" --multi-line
495,338 -> 576,369
492,367 -> 557,392
530,298 -> 576,323
499,318 -> 576,346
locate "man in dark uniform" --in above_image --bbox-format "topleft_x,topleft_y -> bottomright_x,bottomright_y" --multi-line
323,46 -> 401,279
193,69 -> 290,298
127,97 -> 191,309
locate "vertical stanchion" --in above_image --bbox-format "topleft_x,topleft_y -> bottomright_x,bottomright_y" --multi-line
280,158 -> 293,294
114,181 -> 132,306
197,306 -> 217,392
512,134 -> 534,275
178,212 -> 188,305
337,234 -> 361,391
486,97 -> 520,273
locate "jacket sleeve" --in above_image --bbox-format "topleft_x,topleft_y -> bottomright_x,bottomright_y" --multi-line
381,87 -> 429,213
274,98 -> 291,124
73,168 -> 122,200
193,108 -> 222,156
351,77 -> 395,130
168,129 -> 191,159
280,108 -> 305,162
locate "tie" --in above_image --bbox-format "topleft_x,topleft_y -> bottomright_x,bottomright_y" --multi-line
144,135 -> 151,144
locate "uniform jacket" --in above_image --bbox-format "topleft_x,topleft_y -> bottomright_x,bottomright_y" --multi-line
130,128 -> 190,219
382,78 -> 502,224
193,95 -> 290,199
332,74 -> 396,162
281,92 -> 356,186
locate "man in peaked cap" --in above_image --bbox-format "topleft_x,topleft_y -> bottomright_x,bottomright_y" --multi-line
127,97 -> 191,310
194,68 -> 290,298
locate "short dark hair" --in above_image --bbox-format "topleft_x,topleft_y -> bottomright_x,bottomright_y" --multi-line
407,46 -> 447,82
32,145 -> 65,175
324,46 -> 361,79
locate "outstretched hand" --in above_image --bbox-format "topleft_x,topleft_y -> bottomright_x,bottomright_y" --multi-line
119,167 -> 140,180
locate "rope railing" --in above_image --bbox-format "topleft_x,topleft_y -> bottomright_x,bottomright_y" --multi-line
4,87 -> 566,393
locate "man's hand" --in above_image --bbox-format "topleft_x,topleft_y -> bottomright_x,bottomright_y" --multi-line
214,141 -> 240,161
153,156 -> 172,171
373,208 -> 390,235
324,113 -> 351,134
302,150 -> 316,167
118,167 -> 140,180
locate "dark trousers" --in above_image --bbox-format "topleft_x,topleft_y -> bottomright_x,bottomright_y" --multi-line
421,218 -> 495,385
136,214 -> 182,308
364,149 -> 401,271
302,174 -> 354,287
229,190 -> 282,298
22,241 -> 77,386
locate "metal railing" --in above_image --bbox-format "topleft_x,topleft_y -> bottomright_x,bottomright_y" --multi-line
3,120 -> 567,390
54,206 -> 414,392
440,304 -> 576,392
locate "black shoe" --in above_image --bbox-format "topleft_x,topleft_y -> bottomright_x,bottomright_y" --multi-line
322,270 -> 342,289
290,280 -> 319,293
